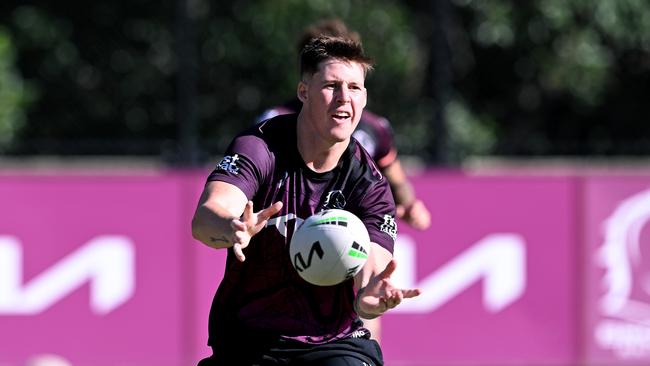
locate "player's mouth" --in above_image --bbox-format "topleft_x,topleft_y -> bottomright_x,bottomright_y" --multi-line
331,111 -> 351,122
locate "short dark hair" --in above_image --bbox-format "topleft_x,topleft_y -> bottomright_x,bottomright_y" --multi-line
299,36 -> 374,78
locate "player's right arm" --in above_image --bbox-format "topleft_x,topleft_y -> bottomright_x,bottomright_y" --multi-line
192,180 -> 248,249
191,180 -> 282,261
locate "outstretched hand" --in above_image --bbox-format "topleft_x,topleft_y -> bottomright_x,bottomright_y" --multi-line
231,200 -> 283,262
356,259 -> 421,318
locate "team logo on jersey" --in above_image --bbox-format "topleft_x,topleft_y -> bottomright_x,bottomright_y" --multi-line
380,214 -> 397,240
216,154 -> 240,174
323,190 -> 346,209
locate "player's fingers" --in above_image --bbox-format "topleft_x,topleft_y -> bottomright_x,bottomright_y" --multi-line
395,290 -> 405,302
255,219 -> 269,231
385,290 -> 403,307
259,201 -> 283,221
379,259 -> 397,279
233,229 -> 250,243
380,297 -> 389,311
233,243 -> 246,262
386,298 -> 399,309
241,201 -> 254,221
402,288 -> 422,299
231,220 -> 246,231
380,295 -> 400,311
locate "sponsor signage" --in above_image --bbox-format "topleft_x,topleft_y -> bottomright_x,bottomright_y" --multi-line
383,174 -> 579,365
583,179 -> 650,364
1,171 -> 649,365
0,175 -> 190,366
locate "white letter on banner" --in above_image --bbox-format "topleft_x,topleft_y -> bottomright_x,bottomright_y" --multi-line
0,235 -> 135,315
392,233 -> 526,313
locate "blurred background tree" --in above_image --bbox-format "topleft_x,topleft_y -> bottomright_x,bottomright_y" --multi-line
451,0 -> 650,158
0,25 -> 34,152
0,0 -> 648,165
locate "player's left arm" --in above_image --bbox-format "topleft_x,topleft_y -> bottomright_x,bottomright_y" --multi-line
354,243 -> 421,319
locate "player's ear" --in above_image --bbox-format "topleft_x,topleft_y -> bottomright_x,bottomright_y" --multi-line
297,80 -> 308,102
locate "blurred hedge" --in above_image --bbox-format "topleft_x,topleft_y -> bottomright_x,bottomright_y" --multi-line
1,0 -> 649,164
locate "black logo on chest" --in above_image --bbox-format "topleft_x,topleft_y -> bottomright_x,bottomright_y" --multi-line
323,190 -> 346,210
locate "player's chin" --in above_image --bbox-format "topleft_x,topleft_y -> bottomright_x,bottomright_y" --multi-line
330,125 -> 354,140
329,134 -> 351,144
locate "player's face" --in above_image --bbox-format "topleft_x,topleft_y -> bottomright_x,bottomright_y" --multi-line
299,59 -> 367,144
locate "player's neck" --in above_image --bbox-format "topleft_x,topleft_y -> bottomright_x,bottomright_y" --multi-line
297,113 -> 348,173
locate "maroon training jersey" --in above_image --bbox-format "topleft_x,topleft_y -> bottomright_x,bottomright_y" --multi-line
205,114 -> 397,348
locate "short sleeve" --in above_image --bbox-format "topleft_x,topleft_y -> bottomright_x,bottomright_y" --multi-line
207,134 -> 273,200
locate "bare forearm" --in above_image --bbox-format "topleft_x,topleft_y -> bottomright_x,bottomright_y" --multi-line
354,243 -> 392,319
191,181 -> 249,249
383,160 -> 416,207
390,180 -> 416,207
354,287 -> 380,319
191,203 -> 239,249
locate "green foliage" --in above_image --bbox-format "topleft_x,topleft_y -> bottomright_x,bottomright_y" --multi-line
458,0 -> 620,105
0,26 -> 33,151
453,0 -> 650,156
1,2 -> 176,155
195,0 -> 425,154
1,0 -> 649,160
446,99 -> 496,157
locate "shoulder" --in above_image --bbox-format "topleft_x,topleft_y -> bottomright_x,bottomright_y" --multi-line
359,110 -> 393,134
356,110 -> 394,147
254,114 -> 297,143
237,113 -> 297,160
346,138 -> 385,184
256,100 -> 301,124
230,114 -> 296,160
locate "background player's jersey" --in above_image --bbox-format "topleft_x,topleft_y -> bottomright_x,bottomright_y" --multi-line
206,114 -> 397,347
257,99 -> 398,169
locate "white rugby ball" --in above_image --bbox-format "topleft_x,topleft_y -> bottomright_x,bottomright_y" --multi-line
290,209 -> 371,286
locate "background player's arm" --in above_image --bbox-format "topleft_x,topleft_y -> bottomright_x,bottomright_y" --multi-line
382,160 -> 431,231
382,160 -> 414,206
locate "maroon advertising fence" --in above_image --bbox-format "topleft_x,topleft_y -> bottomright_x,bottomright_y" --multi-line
1,169 -> 649,366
